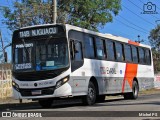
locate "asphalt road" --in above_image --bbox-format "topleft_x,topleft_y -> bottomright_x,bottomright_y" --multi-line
1,94 -> 160,120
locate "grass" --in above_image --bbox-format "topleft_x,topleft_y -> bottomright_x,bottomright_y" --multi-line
139,88 -> 160,95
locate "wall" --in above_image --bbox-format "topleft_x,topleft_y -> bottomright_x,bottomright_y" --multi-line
0,63 -> 12,99
154,72 -> 160,89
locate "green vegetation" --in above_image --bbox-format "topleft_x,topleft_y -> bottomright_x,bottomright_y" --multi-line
149,25 -> 160,73
1,0 -> 121,31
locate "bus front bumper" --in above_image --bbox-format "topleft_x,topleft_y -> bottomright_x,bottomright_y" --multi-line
12,82 -> 72,99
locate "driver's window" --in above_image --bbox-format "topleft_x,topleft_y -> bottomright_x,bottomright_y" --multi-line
74,42 -> 82,61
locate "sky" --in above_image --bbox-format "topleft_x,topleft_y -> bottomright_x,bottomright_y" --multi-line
0,0 -> 160,62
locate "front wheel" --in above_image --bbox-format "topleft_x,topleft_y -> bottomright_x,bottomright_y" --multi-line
124,81 -> 139,100
82,81 -> 97,105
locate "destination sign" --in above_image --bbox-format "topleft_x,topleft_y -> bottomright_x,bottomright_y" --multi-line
19,27 -> 57,38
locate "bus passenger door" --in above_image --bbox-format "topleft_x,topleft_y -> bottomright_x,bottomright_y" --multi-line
70,40 -> 86,94
70,40 -> 84,72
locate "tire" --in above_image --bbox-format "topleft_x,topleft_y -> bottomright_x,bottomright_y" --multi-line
124,81 -> 139,100
96,95 -> 106,103
38,98 -> 53,108
82,81 -> 97,105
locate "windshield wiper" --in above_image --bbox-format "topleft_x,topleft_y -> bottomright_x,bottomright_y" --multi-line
45,35 -> 53,45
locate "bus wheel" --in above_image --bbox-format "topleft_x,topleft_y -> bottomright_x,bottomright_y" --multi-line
96,95 -> 106,103
124,81 -> 139,100
38,98 -> 53,108
82,81 -> 96,105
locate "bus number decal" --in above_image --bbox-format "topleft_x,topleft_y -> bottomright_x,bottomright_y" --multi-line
15,63 -> 32,70
100,67 -> 117,75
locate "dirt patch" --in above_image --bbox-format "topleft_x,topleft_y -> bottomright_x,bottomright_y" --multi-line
139,88 -> 160,95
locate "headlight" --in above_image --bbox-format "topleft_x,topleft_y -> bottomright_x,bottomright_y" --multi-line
12,81 -> 19,92
56,76 -> 69,89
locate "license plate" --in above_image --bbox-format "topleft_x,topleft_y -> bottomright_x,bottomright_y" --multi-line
31,90 -> 42,95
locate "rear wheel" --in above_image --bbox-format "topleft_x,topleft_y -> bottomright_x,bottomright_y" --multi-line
38,98 -> 53,108
124,81 -> 139,99
82,81 -> 97,105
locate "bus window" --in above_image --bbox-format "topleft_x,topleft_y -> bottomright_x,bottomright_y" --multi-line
138,47 -> 145,64
115,42 -> 124,62
95,39 -> 105,59
74,41 -> 83,61
131,46 -> 138,63
124,44 -> 132,62
145,49 -> 151,65
106,40 -> 115,61
84,36 -> 95,58
14,43 -> 33,64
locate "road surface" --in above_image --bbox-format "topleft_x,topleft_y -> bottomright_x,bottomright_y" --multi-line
1,94 -> 160,120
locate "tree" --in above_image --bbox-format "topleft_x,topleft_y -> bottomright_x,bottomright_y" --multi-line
149,25 -> 160,50
2,0 -> 121,31
149,25 -> 160,73
152,48 -> 160,73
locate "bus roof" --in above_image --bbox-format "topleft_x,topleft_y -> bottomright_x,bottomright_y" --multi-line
65,24 -> 151,48
19,24 -> 151,48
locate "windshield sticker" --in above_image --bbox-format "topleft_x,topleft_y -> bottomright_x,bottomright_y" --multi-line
16,43 -> 33,48
19,27 -> 57,38
36,65 -> 41,71
15,63 -> 32,70
46,61 -> 55,66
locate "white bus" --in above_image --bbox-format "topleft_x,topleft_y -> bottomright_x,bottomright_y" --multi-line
12,24 -> 154,107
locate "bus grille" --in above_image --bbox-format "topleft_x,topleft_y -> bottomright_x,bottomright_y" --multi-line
19,87 -> 55,96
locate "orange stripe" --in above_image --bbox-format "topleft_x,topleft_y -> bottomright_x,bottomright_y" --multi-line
122,40 -> 139,93
122,63 -> 138,92
128,40 -> 139,46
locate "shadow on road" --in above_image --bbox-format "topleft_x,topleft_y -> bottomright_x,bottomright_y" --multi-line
0,95 -> 160,111
0,98 -> 124,111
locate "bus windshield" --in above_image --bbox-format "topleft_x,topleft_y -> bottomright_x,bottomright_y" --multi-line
35,38 -> 69,71
13,38 -> 69,71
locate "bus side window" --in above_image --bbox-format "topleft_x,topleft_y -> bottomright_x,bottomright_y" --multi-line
124,44 -> 132,62
70,40 -> 83,61
131,46 -> 138,63
74,41 -> 83,61
70,40 -> 74,60
115,42 -> 124,62
84,36 -> 95,59
145,49 -> 151,65
95,38 -> 106,59
106,40 -> 115,61
138,47 -> 145,64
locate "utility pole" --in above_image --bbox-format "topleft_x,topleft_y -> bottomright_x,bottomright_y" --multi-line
0,30 -> 5,63
52,0 -> 57,24
19,8 -> 22,28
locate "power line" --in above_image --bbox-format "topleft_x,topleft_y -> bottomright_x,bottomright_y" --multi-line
115,18 -> 148,34
127,0 -> 159,20
122,4 -> 155,26
105,27 -> 136,39
118,14 -> 149,33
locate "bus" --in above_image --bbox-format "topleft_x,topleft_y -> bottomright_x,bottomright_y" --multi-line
12,24 -> 154,107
